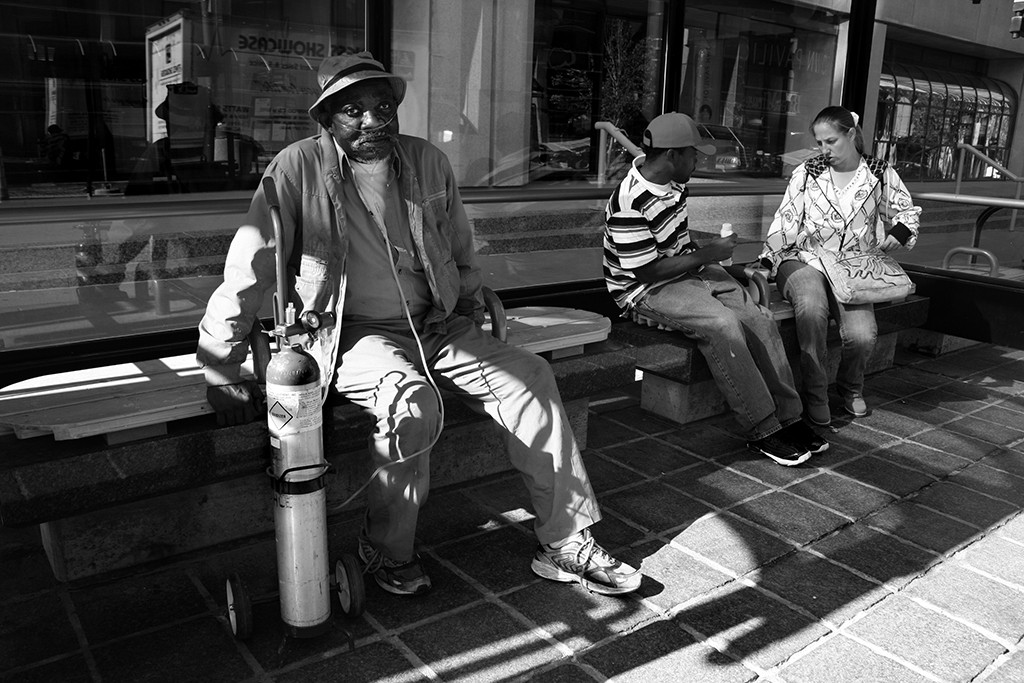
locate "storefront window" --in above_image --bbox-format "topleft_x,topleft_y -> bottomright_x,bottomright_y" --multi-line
2,0 -> 853,196
0,0 -> 367,355
0,0 -> 365,200
678,1 -> 843,179
389,0 -> 666,188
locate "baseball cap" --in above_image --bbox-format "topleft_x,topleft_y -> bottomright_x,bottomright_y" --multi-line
642,113 -> 716,155
308,51 -> 407,123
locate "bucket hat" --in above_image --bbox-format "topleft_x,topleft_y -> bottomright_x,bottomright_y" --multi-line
307,51 -> 406,122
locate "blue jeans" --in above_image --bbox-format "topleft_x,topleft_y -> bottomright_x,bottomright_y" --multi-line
775,260 -> 877,407
333,315 -> 600,561
634,265 -> 803,440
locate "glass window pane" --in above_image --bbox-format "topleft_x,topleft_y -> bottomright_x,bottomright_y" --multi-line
392,0 -> 667,189
0,0 -> 365,354
877,48 -> 1017,182
678,2 -> 842,180
0,1 -> 366,199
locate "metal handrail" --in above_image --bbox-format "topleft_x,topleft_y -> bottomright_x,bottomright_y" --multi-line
954,143 -> 1021,188
594,121 -> 641,186
914,192 -> 1024,209
941,246 -> 1000,277
913,192 -> 1024,271
955,143 -> 1022,231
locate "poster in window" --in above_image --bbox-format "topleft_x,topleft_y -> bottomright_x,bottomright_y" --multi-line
145,12 -> 190,144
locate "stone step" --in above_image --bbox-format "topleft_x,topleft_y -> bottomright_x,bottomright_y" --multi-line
33,396 -> 592,582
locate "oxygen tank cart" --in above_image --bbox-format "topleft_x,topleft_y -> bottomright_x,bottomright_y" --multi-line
225,177 -> 365,640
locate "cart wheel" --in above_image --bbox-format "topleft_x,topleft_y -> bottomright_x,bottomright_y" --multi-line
335,554 -> 365,617
225,573 -> 254,640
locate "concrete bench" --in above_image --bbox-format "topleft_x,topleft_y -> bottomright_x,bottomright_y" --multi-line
610,270 -> 931,426
0,296 -> 610,444
0,292 -> 636,581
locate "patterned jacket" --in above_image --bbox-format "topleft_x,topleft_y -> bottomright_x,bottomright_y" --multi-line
759,154 -> 921,277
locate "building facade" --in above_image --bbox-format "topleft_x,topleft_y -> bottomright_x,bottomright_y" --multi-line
0,0 -> 1022,360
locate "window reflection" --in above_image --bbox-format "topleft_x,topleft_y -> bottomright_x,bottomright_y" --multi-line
0,0 -> 365,200
437,0 -> 666,187
874,61 -> 1016,181
677,2 -> 842,180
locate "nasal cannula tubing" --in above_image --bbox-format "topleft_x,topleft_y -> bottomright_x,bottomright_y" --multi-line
325,176 -> 445,513
332,112 -> 397,133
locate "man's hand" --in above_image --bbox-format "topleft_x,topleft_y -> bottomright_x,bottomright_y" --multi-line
702,234 -> 738,263
206,380 -> 265,426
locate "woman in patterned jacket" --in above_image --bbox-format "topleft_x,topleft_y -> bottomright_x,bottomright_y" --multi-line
759,106 -> 922,425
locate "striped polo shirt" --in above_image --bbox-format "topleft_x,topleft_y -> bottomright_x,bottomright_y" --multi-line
603,155 -> 695,309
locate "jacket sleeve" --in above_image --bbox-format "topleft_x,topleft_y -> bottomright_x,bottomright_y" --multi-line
758,164 -> 808,276
196,162 -> 300,385
445,162 -> 485,325
882,163 -> 921,250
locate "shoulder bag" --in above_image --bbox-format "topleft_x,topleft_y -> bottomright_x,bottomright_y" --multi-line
808,159 -> 914,305
814,245 -> 914,305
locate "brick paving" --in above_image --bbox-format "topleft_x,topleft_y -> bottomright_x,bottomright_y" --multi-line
2,343 -> 1023,682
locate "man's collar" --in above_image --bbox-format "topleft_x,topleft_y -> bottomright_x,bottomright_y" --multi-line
630,154 -> 675,195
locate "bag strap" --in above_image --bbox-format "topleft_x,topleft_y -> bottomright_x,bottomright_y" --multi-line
835,156 -> 887,252
865,156 -> 890,247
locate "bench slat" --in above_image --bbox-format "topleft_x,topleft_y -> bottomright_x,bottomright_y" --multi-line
0,357 -> 203,415
5,383 -> 209,441
486,306 -> 610,353
500,316 -> 610,354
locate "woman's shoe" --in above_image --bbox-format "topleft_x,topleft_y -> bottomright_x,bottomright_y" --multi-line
806,403 -> 831,426
843,394 -> 869,417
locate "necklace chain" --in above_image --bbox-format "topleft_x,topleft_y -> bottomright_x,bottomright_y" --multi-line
829,165 -> 858,194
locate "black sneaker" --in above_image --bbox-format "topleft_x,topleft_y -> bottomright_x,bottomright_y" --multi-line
781,420 -> 829,454
747,433 -> 811,466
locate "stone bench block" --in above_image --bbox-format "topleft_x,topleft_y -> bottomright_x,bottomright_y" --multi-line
34,397 -> 589,581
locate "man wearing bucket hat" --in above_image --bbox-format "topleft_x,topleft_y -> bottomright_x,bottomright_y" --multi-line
603,112 -> 826,466
198,52 -> 641,597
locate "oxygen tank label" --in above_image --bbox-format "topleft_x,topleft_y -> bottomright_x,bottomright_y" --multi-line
267,384 -> 322,436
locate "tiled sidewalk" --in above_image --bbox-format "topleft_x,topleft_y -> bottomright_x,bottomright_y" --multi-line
2,343 -> 1024,682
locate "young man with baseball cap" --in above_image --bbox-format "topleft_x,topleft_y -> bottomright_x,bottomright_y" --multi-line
603,112 -> 827,465
198,52 -> 641,598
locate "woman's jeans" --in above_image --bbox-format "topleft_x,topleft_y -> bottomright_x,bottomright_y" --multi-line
775,260 -> 878,407
633,265 -> 803,440
333,315 -> 600,562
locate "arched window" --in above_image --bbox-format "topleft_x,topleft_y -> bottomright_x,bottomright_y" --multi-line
875,62 -> 1016,180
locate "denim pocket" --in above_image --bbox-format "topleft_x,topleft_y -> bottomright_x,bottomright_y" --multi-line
299,253 -> 329,280
295,254 -> 330,309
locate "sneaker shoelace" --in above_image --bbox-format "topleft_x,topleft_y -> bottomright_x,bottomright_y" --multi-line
553,535 -> 595,588
362,541 -> 417,576
565,535 -> 626,592
361,543 -> 385,575
573,534 -> 597,569
564,532 -> 616,572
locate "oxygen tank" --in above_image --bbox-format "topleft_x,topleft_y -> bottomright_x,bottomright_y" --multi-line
265,342 -> 331,638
